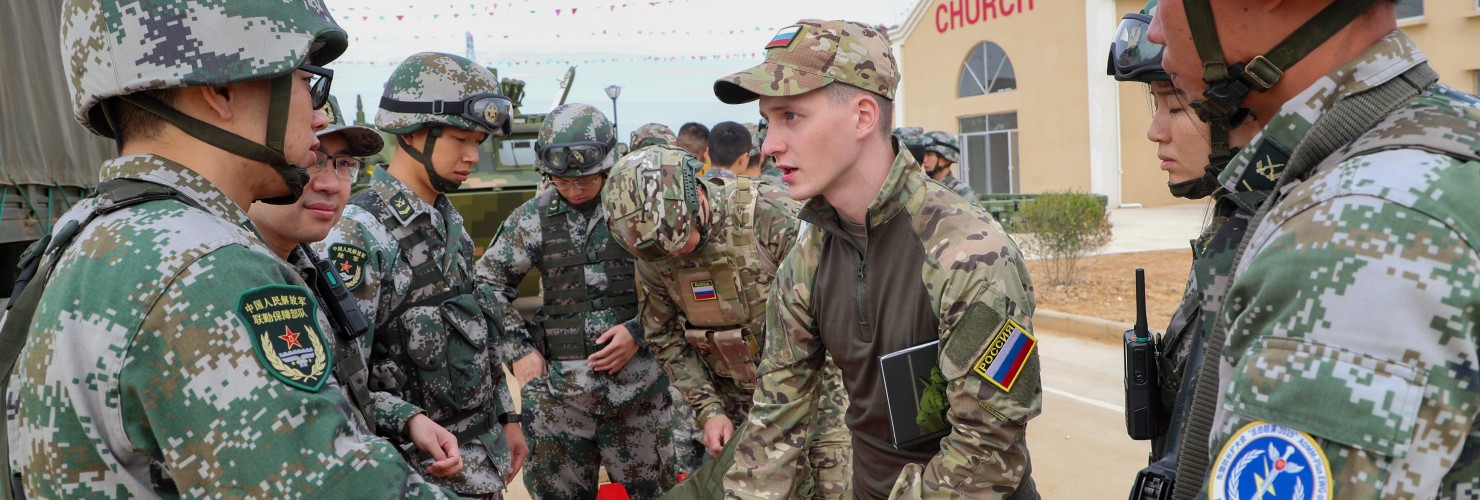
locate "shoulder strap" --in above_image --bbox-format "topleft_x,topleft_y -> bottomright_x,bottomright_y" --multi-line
0,178 -> 198,499
1172,62 -> 1439,500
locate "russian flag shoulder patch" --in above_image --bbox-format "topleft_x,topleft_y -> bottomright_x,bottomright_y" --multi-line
766,25 -> 803,49
691,280 -> 717,301
971,318 -> 1037,392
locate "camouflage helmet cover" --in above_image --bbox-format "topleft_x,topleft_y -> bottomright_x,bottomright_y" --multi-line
714,19 -> 898,104
536,102 -> 618,177
924,130 -> 959,164
602,145 -> 706,261
743,122 -> 762,157
376,52 -> 502,135
893,126 -> 926,147
63,0 -> 349,137
630,123 -> 677,150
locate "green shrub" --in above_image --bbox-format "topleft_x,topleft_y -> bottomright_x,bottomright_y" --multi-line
1016,190 -> 1112,285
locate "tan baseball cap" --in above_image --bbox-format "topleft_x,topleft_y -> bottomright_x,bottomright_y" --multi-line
318,124 -> 384,157
714,19 -> 898,105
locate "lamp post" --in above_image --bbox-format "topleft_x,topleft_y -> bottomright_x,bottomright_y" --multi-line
605,84 -> 622,139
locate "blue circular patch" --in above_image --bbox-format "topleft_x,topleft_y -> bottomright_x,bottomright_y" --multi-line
1210,421 -> 1331,500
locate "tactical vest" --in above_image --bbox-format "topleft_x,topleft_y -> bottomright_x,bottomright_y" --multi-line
675,177 -> 772,389
350,188 -> 502,446
535,189 -> 639,360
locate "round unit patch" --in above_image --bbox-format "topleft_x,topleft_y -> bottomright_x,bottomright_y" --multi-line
1210,421 -> 1331,500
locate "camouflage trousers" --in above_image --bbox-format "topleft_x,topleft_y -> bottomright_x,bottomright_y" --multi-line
711,362 -> 854,499
668,386 -> 706,476
523,381 -> 676,500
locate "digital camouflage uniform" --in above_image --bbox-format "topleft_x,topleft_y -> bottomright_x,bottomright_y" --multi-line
631,123 -> 678,150
713,19 -> 1040,499
1196,31 -> 1480,498
8,1 -> 455,497
744,122 -> 783,185
923,130 -> 979,206
603,146 -> 854,498
476,103 -> 673,499
316,52 -> 517,497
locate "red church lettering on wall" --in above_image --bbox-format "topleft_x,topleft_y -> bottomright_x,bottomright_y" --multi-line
936,0 -> 1036,33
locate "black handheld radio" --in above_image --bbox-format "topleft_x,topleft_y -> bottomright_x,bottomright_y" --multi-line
1123,268 -> 1162,440
300,244 -> 370,341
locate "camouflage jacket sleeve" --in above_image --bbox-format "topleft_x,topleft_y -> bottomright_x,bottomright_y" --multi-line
474,197 -> 542,364
636,259 -> 729,426
891,213 -> 1040,498
316,210 -> 425,441
1205,150 -> 1480,498
725,226 -> 826,499
751,189 -> 802,269
119,245 -> 454,498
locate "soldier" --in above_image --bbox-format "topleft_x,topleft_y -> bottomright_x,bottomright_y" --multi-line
1106,2 -> 1260,496
921,130 -> 979,204
747,121 -> 784,184
702,121 -> 752,180
631,123 -> 678,151
715,19 -> 1040,498
315,51 -> 526,498
603,145 -> 854,498
3,0 -> 457,497
475,103 -> 674,499
1148,0 -> 1480,498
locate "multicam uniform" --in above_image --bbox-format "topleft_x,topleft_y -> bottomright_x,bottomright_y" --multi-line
1196,32 -> 1480,498
477,101 -> 673,498
604,146 -> 853,498
727,148 -> 1041,499
12,157 -> 453,498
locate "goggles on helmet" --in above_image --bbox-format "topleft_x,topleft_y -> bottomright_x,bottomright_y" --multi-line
378,92 -> 514,136
537,140 -> 613,176
301,63 -> 335,110
1108,13 -> 1167,82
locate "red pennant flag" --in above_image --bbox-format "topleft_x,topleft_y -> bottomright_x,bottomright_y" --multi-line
395,15 -> 403,21
572,7 -> 578,14
555,8 -> 561,15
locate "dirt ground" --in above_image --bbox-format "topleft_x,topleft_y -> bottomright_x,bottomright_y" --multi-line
1026,249 -> 1193,333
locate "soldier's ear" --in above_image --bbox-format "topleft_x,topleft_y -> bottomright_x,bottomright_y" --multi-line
196,85 -> 237,122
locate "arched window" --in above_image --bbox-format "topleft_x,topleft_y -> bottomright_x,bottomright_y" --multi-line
958,41 -> 1016,98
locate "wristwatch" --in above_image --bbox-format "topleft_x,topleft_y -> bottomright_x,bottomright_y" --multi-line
497,412 -> 524,425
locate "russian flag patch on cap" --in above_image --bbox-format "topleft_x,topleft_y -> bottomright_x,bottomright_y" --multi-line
766,25 -> 803,49
972,319 -> 1037,392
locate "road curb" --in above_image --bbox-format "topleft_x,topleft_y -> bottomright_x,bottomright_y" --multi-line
1034,308 -> 1132,341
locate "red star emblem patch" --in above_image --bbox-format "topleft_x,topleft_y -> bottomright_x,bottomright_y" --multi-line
279,326 -> 304,349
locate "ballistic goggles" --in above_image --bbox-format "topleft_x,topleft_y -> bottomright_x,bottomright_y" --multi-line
1108,13 -> 1167,82
536,140 -> 615,176
378,92 -> 514,136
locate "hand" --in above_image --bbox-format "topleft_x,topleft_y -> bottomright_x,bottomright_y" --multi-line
512,351 -> 547,386
587,324 -> 638,375
503,422 -> 529,483
406,413 -> 462,477
702,415 -> 734,457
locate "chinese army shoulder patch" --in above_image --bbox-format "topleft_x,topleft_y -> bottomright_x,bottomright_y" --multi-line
972,319 -> 1037,392
328,242 -> 368,291
236,285 -> 332,392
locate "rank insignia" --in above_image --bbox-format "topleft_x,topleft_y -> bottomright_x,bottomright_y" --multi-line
1210,421 -> 1331,500
237,285 -> 331,392
389,192 -> 415,222
328,242 -> 368,291
691,280 -> 717,301
972,319 -> 1036,392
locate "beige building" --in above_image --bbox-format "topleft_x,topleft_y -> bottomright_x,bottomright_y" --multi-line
890,0 -> 1480,208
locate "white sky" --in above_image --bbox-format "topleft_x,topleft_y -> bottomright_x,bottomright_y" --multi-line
327,0 -> 918,136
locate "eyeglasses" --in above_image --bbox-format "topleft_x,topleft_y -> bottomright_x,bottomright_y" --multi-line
300,63 -> 334,110
548,176 -> 603,190
378,92 -> 514,136
536,141 -> 612,175
308,150 -> 363,183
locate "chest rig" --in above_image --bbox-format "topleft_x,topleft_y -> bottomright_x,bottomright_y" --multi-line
350,188 -> 502,444
675,177 -> 773,389
536,189 -> 639,360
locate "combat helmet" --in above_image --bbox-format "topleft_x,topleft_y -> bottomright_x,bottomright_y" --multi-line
377,52 -> 512,193
923,131 -> 959,165
535,103 -> 619,179
743,122 -> 763,158
630,123 -> 677,151
63,0 -> 348,205
893,126 -> 928,164
602,145 -> 708,261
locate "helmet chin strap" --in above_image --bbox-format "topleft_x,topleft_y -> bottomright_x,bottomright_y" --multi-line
1184,0 -> 1381,131
118,75 -> 309,205
396,126 -> 463,193
1168,123 -> 1238,200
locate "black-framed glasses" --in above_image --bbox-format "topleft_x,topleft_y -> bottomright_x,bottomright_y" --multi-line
548,176 -> 603,190
536,141 -> 612,175
378,92 -> 514,136
300,63 -> 334,110
308,150 -> 363,183
1108,13 -> 1167,82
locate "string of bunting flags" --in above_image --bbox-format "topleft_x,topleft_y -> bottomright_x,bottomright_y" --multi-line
335,51 -> 767,66
336,0 -> 741,21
